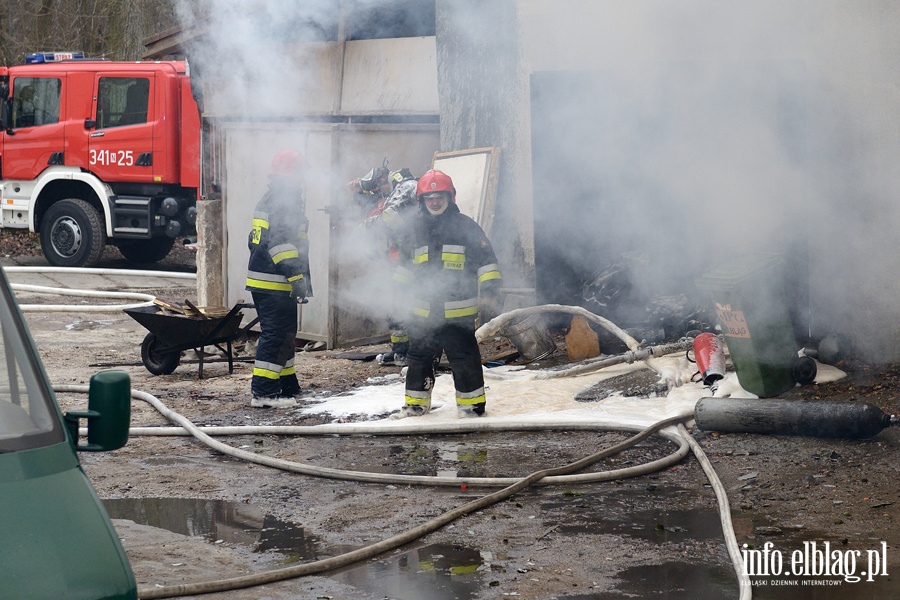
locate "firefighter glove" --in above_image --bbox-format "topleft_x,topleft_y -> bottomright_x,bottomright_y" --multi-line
290,278 -> 309,303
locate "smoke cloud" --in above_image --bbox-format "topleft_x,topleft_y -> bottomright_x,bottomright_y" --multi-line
173,1 -> 900,358
522,1 -> 900,357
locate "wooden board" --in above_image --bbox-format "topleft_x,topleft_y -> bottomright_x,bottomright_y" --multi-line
566,316 -> 600,361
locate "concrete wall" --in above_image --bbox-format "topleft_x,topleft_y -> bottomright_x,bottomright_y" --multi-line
436,0 -> 534,290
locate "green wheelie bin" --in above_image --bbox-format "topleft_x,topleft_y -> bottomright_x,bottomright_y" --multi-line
695,253 -> 815,397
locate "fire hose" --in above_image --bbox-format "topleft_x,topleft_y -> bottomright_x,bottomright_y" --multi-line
61,385 -> 750,600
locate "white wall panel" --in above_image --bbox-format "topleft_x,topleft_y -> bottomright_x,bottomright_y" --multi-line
340,38 -> 439,114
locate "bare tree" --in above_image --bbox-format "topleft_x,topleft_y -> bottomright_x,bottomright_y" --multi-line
0,0 -> 179,65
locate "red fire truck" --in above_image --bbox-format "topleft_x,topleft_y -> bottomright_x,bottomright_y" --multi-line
0,51 -> 200,267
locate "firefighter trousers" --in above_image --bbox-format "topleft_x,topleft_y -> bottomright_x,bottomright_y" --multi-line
388,315 -> 409,355
404,322 -> 485,410
250,292 -> 301,398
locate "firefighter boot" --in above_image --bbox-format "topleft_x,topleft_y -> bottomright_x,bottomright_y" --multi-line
400,403 -> 430,417
402,378 -> 433,417
457,402 -> 486,418
251,395 -> 298,408
378,351 -> 408,367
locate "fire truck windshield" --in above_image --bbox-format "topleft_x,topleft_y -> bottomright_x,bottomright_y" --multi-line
12,77 -> 60,128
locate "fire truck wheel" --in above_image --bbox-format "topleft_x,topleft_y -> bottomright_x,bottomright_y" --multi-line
117,237 -> 176,264
40,198 -> 107,267
141,333 -> 181,375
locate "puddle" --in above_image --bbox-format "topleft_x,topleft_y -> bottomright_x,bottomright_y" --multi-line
541,488 -> 724,543
105,497 -> 488,598
570,563 -> 737,599
330,542 -> 486,600
66,319 -> 116,331
103,497 -> 320,558
541,488 -> 896,599
388,440 -> 491,478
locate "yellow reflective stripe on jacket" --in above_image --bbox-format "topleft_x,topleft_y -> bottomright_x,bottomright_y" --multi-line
457,387 -> 486,405
269,243 -> 300,264
410,298 -> 478,320
246,278 -> 292,292
444,298 -> 478,319
250,216 -> 269,245
394,265 -> 413,284
478,263 -> 501,284
287,274 -> 304,283
411,297 -> 430,317
413,246 -> 429,264
441,245 -> 466,270
246,270 -> 291,292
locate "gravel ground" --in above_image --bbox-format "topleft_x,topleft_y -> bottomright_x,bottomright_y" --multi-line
4,231 -> 899,599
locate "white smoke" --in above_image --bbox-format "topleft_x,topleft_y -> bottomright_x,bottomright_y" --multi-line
171,1 -> 900,359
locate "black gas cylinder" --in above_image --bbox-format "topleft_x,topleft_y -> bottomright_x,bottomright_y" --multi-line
694,397 -> 895,439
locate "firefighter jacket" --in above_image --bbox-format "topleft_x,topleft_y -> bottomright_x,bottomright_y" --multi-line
245,178 -> 311,296
394,203 -> 501,324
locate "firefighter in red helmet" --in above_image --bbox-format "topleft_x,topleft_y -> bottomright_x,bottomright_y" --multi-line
394,169 -> 502,417
245,149 -> 312,407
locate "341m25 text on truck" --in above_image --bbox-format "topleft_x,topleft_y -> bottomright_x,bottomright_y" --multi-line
0,51 -> 200,267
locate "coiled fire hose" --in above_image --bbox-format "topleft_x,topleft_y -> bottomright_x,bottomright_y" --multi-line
60,385 -> 749,599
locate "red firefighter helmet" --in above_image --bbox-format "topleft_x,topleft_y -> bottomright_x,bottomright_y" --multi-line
270,149 -> 306,177
416,169 -> 456,203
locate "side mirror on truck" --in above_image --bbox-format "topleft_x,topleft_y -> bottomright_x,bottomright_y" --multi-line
0,262 -> 138,599
64,370 -> 132,452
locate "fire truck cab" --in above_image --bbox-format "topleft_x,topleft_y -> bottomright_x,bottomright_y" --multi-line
0,52 -> 200,267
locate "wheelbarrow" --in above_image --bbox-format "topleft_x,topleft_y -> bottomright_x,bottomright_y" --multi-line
124,302 -> 258,378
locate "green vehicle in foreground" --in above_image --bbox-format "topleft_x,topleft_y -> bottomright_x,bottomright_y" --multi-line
0,265 -> 136,599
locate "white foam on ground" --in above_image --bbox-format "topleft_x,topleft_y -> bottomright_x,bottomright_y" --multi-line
299,352 -> 847,430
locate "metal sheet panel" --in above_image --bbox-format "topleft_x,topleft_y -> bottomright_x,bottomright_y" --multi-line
221,123 -> 330,343
202,42 -> 343,117
340,38 -> 439,114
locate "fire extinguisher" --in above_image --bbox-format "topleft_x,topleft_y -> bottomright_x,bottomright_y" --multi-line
688,332 -> 726,388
